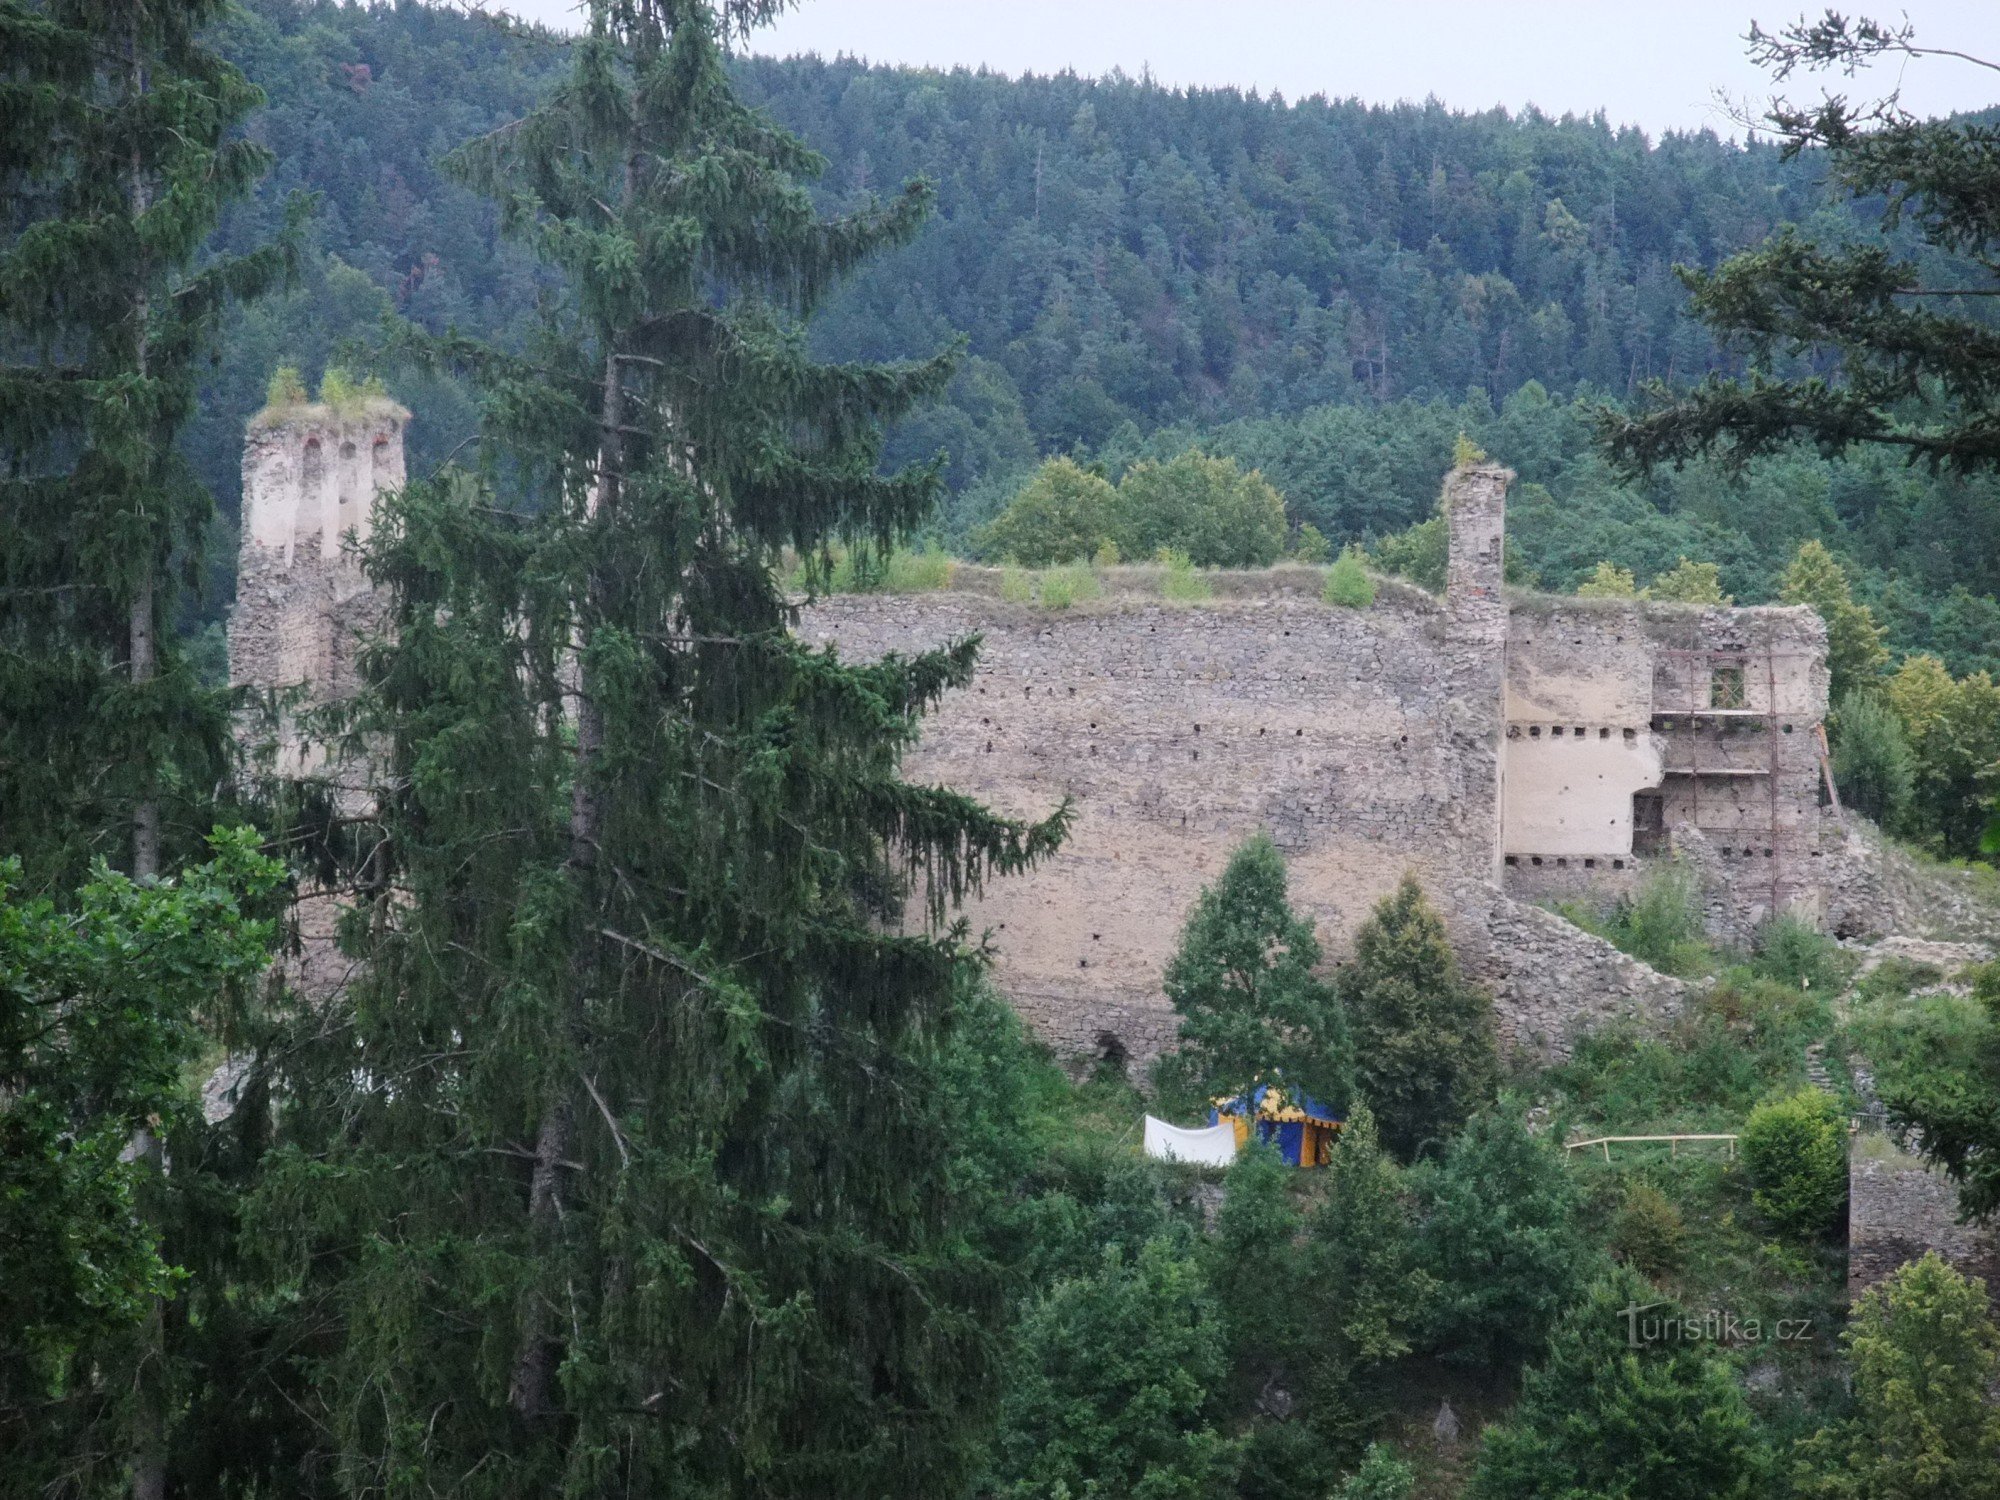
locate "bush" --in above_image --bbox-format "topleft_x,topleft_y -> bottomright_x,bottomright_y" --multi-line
881,543 -> 954,592
1751,915 -> 1852,996
1372,516 -> 1447,593
1160,548 -> 1212,603
975,455 -> 1118,565
1575,560 -> 1639,598
1037,563 -> 1100,609
1113,448 -> 1286,566
1794,1252 -> 2000,1497
1418,1109 -> 1597,1371
1337,1444 -> 1415,1500
1740,1088 -> 1846,1239
1566,861 -> 1714,977
1645,556 -> 1731,605
1831,690 -> 1916,831
1292,523 -> 1332,564
1092,537 -> 1121,569
1323,545 -> 1376,608
999,564 -> 1033,604
265,364 -> 308,407
1609,1181 -> 1687,1278
1469,1270 -> 1766,1500
991,1237 -> 1241,1500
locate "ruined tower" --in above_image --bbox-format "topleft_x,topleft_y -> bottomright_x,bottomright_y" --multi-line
1443,462 -> 1513,882
229,395 -> 407,774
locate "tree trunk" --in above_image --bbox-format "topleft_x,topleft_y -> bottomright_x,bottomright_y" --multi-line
508,311 -> 628,1419
124,17 -> 167,1497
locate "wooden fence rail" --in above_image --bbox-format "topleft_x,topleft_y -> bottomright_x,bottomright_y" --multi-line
1564,1133 -> 1739,1163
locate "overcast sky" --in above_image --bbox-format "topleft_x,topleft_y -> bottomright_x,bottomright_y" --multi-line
495,1 -> 2000,138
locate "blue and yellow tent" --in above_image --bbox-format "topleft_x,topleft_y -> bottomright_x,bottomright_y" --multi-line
1210,1082 -> 1342,1168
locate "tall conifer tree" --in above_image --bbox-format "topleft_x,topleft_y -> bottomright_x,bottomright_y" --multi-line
0,0 -> 295,884
256,1 -> 1064,1493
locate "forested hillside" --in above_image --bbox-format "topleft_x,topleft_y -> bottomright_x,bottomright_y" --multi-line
193,0 -> 1997,670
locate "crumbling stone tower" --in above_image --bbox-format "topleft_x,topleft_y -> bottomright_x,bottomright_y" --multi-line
1443,462 -> 1513,882
229,396 -> 407,773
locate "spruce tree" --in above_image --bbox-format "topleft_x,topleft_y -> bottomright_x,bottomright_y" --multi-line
1469,1270 -> 1766,1500
0,0 -> 296,884
1780,541 -> 1888,706
1416,1109 -> 1598,1373
253,2 -> 1063,1494
1340,875 -> 1496,1161
1154,832 -> 1352,1112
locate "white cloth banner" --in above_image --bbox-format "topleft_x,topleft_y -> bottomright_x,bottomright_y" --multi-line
1143,1115 -> 1239,1167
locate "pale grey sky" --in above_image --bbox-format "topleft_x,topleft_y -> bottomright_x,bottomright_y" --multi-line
495,0 -> 2000,138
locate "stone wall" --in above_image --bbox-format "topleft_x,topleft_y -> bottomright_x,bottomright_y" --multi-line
800,585 -> 1478,1072
1849,1139 -> 2000,1305
798,466 -> 1716,1068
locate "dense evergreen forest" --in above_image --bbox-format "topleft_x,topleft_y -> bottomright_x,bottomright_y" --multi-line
194,0 -> 2000,674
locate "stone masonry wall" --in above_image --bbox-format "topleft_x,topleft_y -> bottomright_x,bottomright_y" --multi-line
799,587 -> 1476,1070
1849,1141 -> 2000,1305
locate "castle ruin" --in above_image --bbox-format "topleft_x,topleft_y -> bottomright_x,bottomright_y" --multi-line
230,396 -> 407,777
800,464 -> 1882,1066
228,414 -> 1900,1067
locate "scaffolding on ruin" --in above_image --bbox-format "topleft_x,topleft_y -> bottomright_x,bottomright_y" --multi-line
1649,621 -> 1802,923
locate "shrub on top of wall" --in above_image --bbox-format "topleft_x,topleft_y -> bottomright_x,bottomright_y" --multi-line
1037,564 -> 1101,610
999,564 -> 1034,605
881,543 -> 955,593
1323,546 -> 1376,608
1159,548 -> 1212,603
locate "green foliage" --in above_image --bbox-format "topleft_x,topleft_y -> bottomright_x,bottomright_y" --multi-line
1153,833 -> 1352,1112
1751,915 -> 1853,996
1305,1106 -> 1436,1370
265,363 -> 308,407
1417,1109 -> 1599,1371
247,4 -> 1070,1493
1575,560 -> 1640,598
1208,1143 -> 1301,1380
1781,540 -> 1888,705
1561,861 -> 1714,977
0,830 -> 283,1482
1292,522 -> 1332,564
1322,545 -> 1377,608
1604,18 -> 2000,478
1037,562 -> 1102,609
1741,1088 -> 1847,1239
1112,449 -> 1287,567
1645,556 -> 1732,605
0,0 -> 298,883
1873,961 -> 2000,1224
1883,653 -> 2000,857
991,1238 -> 1241,1500
1453,432 -> 1487,467
1093,537 -> 1122,569
1337,1444 -> 1416,1500
884,542 -> 956,591
1000,563 -> 1035,603
1340,875 -> 1497,1160
1468,1269 -> 1766,1500
1793,1252 -> 2000,1499
1831,690 -> 1916,829
977,455 -> 1119,564
1159,547 -> 1214,603
1372,515 -> 1448,593
1609,1181 -> 1688,1278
